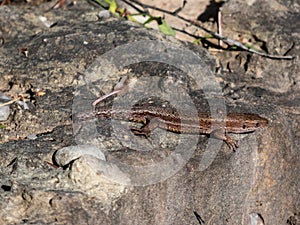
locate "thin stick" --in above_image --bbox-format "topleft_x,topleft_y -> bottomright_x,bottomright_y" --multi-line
0,96 -> 21,108
125,0 -> 294,60
92,89 -> 121,107
218,9 -> 223,47
121,0 -> 145,14
92,75 -> 135,107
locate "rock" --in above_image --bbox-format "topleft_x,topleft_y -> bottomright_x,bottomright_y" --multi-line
54,145 -> 106,167
0,94 -> 10,121
0,0 -> 299,224
0,105 -> 10,121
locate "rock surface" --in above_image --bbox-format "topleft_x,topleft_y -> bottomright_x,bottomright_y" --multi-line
0,0 -> 299,224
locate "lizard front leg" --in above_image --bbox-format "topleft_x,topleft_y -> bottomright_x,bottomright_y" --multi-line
211,128 -> 239,151
131,117 -> 161,137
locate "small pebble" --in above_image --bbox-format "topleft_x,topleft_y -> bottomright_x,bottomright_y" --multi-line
27,134 -> 38,140
249,213 -> 264,225
0,94 -> 11,121
98,10 -> 111,20
16,100 -> 29,110
0,105 -> 10,121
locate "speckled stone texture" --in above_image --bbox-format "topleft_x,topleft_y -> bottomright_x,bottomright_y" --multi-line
0,0 -> 299,224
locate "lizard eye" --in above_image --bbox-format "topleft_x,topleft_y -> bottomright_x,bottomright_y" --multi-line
243,124 -> 247,129
256,122 -> 260,127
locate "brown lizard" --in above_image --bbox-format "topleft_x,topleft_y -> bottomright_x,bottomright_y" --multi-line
76,105 -> 268,150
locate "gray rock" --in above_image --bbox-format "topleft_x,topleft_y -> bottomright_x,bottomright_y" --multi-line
0,106 -> 10,121
0,0 -> 299,224
54,144 -> 106,167
0,94 -> 10,121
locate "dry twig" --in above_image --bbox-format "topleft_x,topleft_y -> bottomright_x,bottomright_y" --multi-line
124,0 -> 294,60
0,96 -> 21,108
